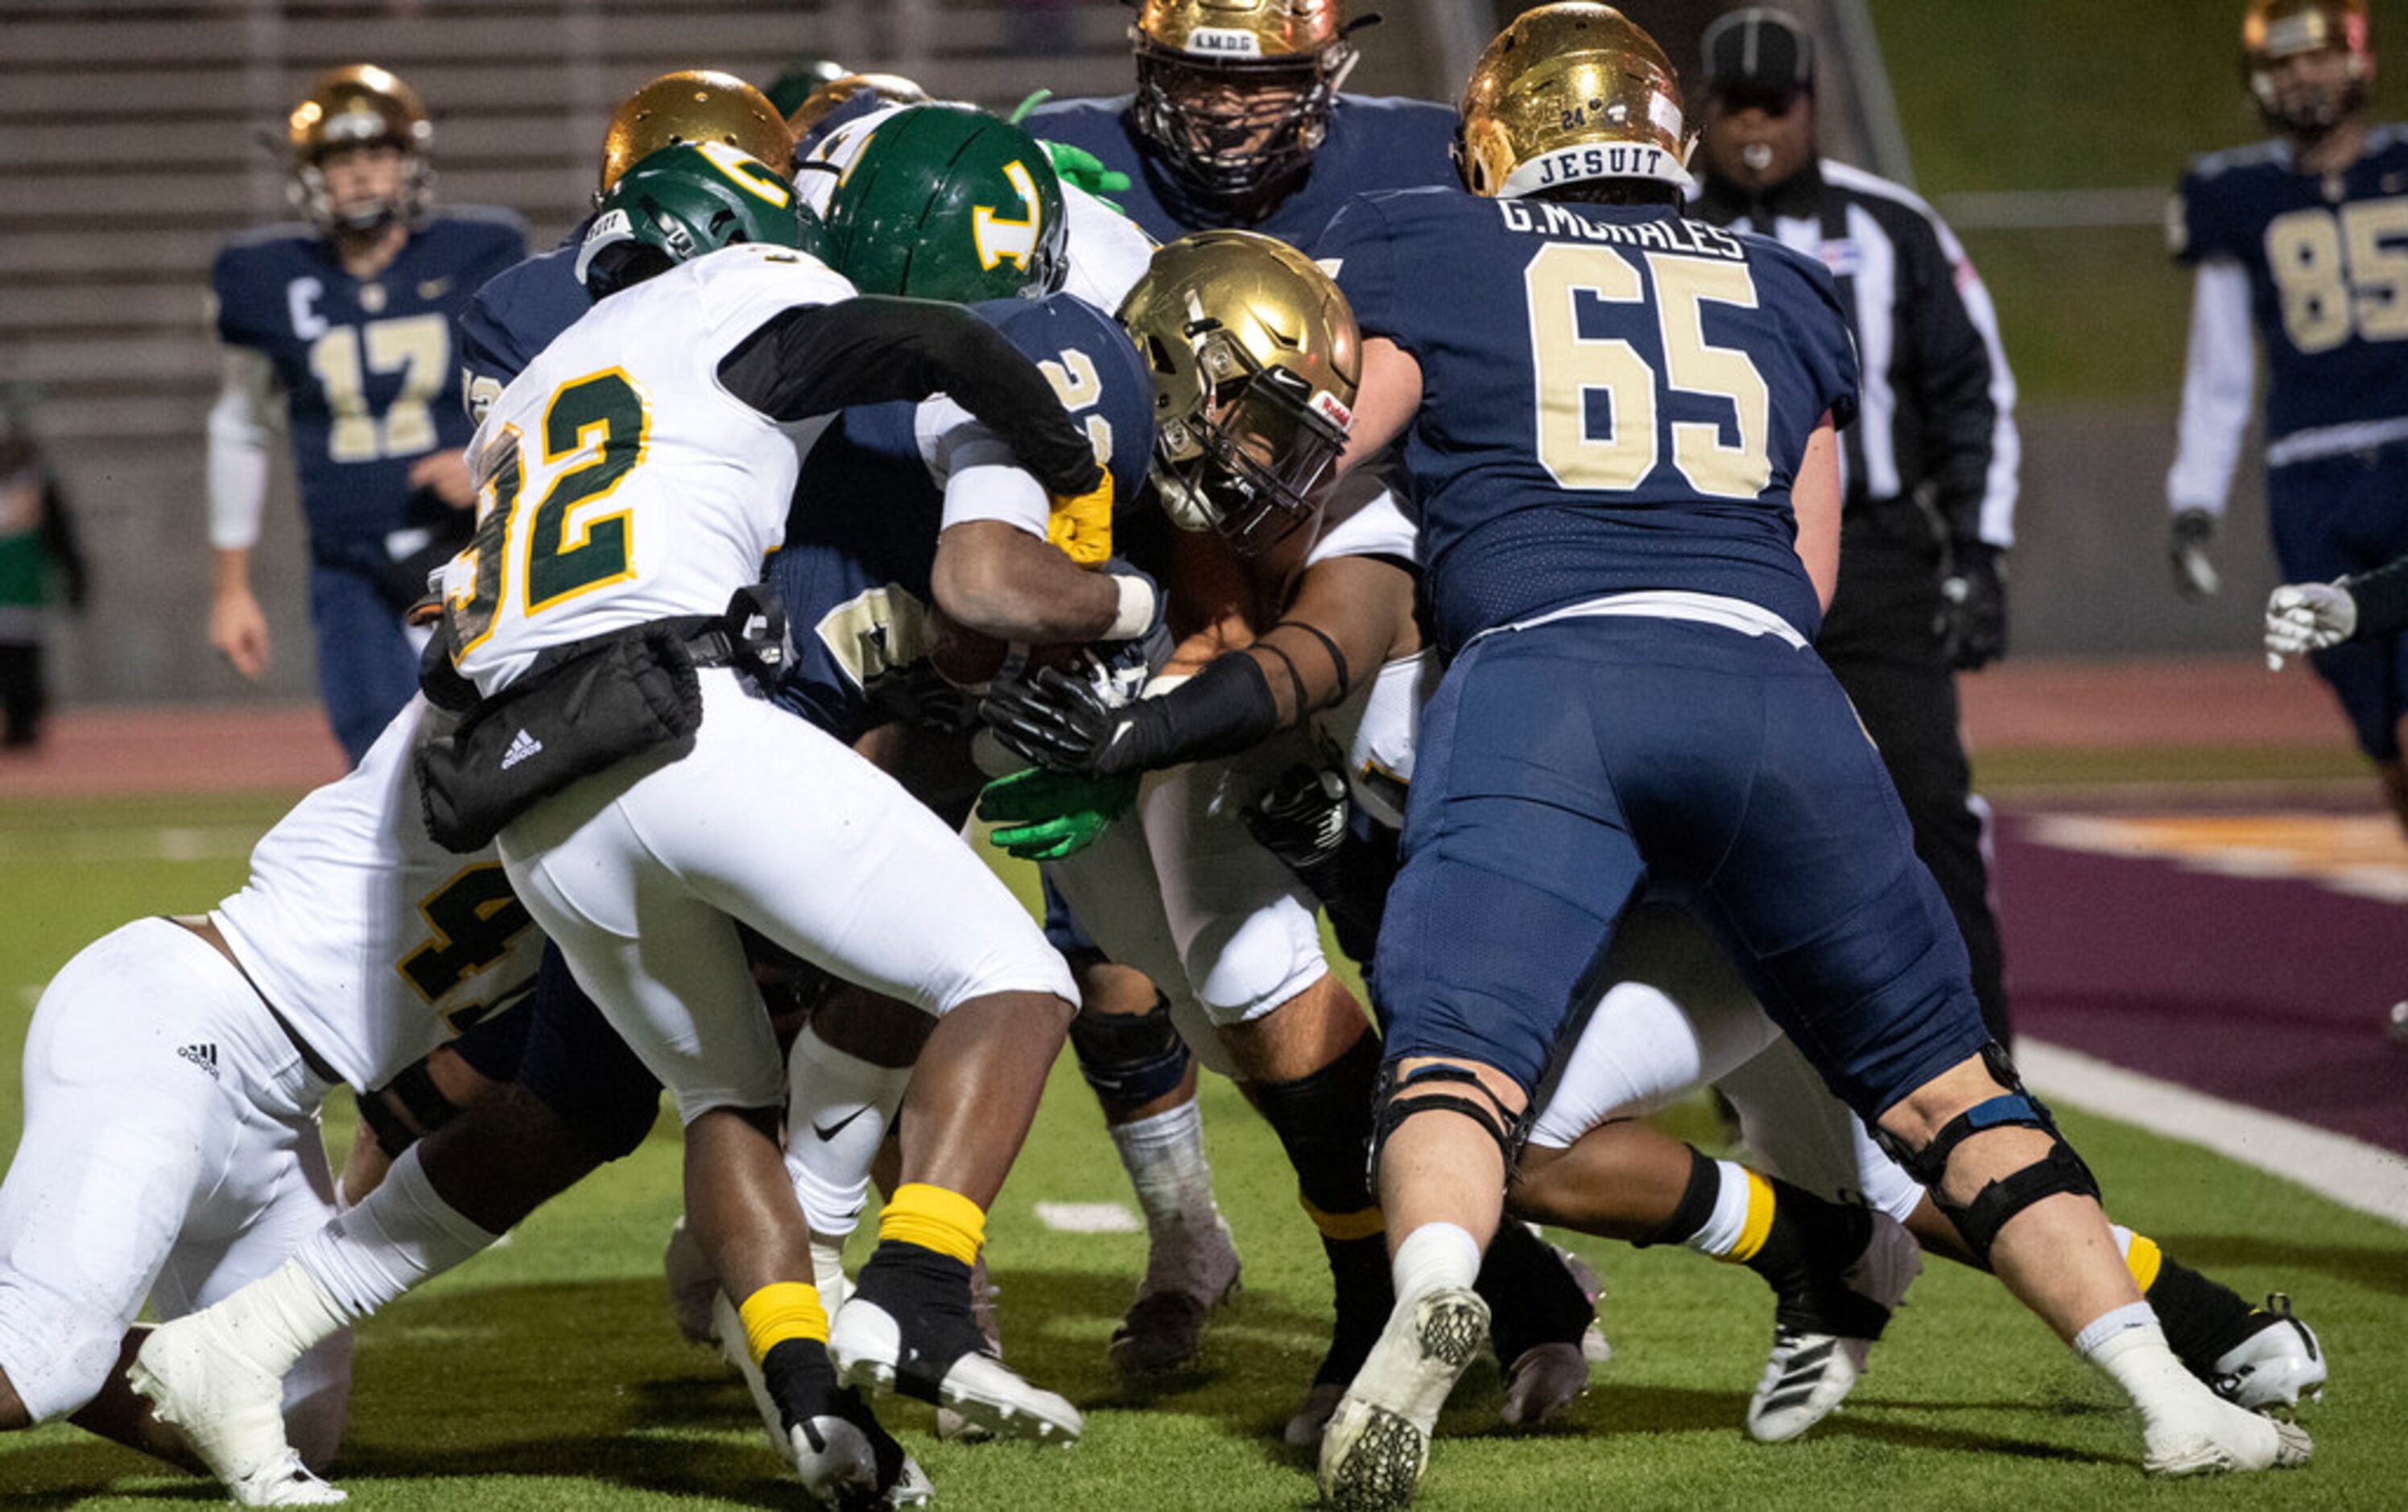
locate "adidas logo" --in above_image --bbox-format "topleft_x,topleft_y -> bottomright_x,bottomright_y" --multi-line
178,1043 -> 221,1080
500,728 -> 543,770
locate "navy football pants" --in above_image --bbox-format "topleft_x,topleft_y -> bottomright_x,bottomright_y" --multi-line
2270,444 -> 2408,761
307,564 -> 420,767
1373,614 -> 1991,1124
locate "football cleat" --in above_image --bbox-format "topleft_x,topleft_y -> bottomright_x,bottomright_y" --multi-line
2210,1295 -> 2327,1412
831,1294 -> 1082,1444
663,1217 -> 718,1346
130,1315 -> 336,1506
1316,1286 -> 1489,1511
2143,1390 -> 2315,1476
1498,1342 -> 1589,1428
1110,1208 -> 1242,1382
1745,1212 -> 1921,1444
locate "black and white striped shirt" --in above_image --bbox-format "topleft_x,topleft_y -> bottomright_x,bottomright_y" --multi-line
1695,159 -> 2019,552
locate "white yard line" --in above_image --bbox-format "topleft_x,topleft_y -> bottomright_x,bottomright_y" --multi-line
2021,1039 -> 2408,1231
1034,1200 -> 1141,1235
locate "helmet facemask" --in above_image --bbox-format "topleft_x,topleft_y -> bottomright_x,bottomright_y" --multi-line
1151,320 -> 1351,557
287,66 -> 434,235
2246,2 -> 2373,137
1133,38 -> 1356,207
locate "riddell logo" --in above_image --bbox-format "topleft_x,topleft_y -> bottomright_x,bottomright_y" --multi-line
179,1043 -> 221,1080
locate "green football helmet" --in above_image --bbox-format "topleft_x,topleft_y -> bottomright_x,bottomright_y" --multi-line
815,105 -> 1068,303
576,141 -> 819,298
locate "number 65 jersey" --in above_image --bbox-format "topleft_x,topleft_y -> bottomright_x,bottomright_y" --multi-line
1320,189 -> 1858,654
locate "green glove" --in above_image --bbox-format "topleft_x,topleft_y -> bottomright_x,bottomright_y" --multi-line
980,766 -> 1140,861
1038,139 -> 1133,213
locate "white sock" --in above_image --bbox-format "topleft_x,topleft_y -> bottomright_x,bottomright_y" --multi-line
783,1022 -> 911,1240
1391,1222 -> 1481,1300
296,1145 -> 502,1324
2080,1306 -> 2202,1427
202,1258 -> 357,1378
2108,1223 -> 2137,1262
1682,1159 -> 1755,1258
1109,1096 -> 1219,1233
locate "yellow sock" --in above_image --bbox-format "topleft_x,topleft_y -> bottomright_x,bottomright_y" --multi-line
880,1183 -> 987,1266
737,1281 -> 828,1366
2123,1231 -> 2165,1294
1726,1169 -> 1778,1263
1299,1192 -> 1386,1243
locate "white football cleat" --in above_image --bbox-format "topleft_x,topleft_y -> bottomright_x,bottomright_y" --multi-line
130,1313 -> 331,1506
2211,1295 -> 2326,1413
830,1295 -> 1082,1444
1745,1212 -> 1922,1444
786,1415 -> 882,1510
2143,1391 -> 2314,1476
1316,1286 -> 1489,1511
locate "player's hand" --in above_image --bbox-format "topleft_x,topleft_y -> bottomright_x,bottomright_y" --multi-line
2264,580 -> 2357,669
2170,508 -> 2221,600
408,450 -> 476,510
1047,470 -> 1114,567
209,587 -> 271,679
1241,766 -> 1351,884
984,663 -> 1132,774
1939,543 -> 2008,671
1038,140 -> 1132,212
979,766 -> 1140,861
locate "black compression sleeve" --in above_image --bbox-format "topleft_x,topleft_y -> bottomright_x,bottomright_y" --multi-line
2344,555 -> 2408,642
717,296 -> 1102,497
1103,652 -> 1285,774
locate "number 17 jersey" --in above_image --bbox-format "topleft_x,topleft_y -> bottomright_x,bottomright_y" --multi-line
1320,190 -> 1858,652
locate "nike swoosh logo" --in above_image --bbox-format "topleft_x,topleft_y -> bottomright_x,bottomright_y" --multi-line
812,1106 -> 870,1142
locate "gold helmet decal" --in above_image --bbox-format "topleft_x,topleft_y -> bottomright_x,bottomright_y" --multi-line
2243,0 -> 2373,132
285,64 -> 434,233
601,70 -> 793,192
1117,229 -> 1360,556
1456,2 -> 1694,200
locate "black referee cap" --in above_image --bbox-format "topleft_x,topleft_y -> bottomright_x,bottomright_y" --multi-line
1701,7 -> 1816,107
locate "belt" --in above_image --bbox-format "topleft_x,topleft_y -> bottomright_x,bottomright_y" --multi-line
170,915 -> 343,1084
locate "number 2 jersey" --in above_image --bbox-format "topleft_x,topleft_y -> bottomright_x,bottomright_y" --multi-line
209,211 -> 526,557
2171,127 -> 2408,456
1319,189 -> 1859,651
212,696 -> 543,1091
443,244 -> 857,696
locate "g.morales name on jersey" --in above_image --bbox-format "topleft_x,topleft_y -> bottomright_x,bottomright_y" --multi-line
1496,197 -> 1745,259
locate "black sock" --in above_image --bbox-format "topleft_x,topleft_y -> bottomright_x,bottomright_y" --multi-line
1317,1233 -> 1395,1384
1479,1221 -> 1596,1362
761,1336 -> 840,1433
2148,1255 -> 2259,1374
855,1239 -> 983,1401
1744,1175 -> 1877,1336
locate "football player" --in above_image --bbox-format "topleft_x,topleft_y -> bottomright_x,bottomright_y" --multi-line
2168,0 -> 2408,834
205,66 -> 524,765
0,695 -> 543,1506
1292,6 -> 2308,1501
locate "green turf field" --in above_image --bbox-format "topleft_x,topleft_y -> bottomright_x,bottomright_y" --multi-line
0,790 -> 2400,1510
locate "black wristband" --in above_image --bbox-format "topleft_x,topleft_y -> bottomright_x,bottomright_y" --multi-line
1106,652 -> 1283,773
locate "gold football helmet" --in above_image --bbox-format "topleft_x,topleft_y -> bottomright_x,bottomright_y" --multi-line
286,64 -> 433,232
1117,229 -> 1359,556
785,72 -> 934,148
2244,0 -> 2373,132
1455,3 -> 1694,200
600,70 -> 791,193
1131,0 -> 1362,204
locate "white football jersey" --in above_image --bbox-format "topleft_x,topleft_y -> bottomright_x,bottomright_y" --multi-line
443,243 -> 856,694
213,697 -> 545,1091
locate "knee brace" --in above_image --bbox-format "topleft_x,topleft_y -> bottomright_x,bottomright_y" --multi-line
1067,993 -> 1192,1113
1369,1059 -> 1527,1191
1874,1043 -> 2099,1262
354,1058 -> 467,1161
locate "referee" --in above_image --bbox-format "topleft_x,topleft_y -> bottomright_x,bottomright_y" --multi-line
1691,7 -> 2022,1043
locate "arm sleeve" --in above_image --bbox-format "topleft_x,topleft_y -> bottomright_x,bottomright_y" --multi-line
1910,213 -> 2020,550
717,296 -> 1104,497
2166,258 -> 2256,518
207,345 -> 282,552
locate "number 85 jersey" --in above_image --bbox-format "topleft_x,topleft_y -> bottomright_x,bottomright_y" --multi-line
2170,128 -> 2408,448
1319,188 -> 1859,653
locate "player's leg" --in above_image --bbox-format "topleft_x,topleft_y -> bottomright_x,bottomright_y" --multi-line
304,564 -> 419,767
340,1002 -> 528,1207
1694,642 -> 2307,1477
2270,452 -> 2408,836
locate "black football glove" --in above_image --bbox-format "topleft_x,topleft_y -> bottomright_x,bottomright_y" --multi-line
1241,765 -> 1351,896
2170,507 -> 2221,600
1939,542 -> 2009,671
983,663 -> 1137,775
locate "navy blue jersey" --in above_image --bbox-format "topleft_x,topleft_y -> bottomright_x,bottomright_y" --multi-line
1322,190 -> 1858,650
1022,93 -> 1456,251
2171,126 -> 2408,442
771,291 -> 1155,741
211,210 -> 526,552
454,224 -> 592,419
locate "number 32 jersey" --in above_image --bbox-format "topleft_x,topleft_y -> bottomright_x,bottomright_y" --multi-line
1320,190 -> 1859,651
2170,127 -> 2408,444
443,244 -> 857,696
